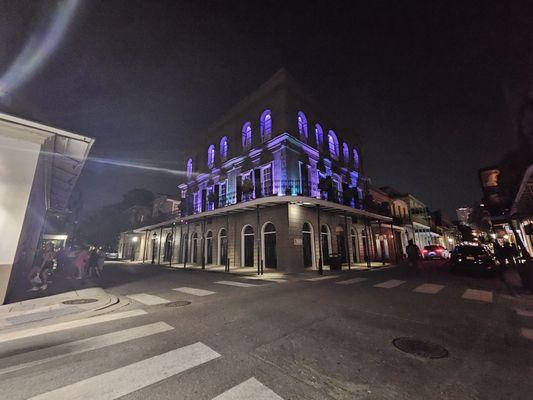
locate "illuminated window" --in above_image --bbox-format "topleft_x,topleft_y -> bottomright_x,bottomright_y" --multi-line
327,130 -> 339,159
242,122 -> 252,150
315,123 -> 323,148
297,111 -> 308,139
343,142 -> 349,163
260,110 -> 272,141
207,145 -> 215,169
353,147 -> 359,170
186,158 -> 193,179
220,136 -> 228,161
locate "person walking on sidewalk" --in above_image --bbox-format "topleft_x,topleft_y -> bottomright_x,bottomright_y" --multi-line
405,239 -> 421,275
28,243 -> 56,291
74,246 -> 90,280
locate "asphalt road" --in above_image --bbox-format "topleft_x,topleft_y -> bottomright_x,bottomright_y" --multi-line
1,261 -> 532,399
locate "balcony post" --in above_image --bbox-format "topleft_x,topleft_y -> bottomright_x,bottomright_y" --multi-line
317,204 -> 323,275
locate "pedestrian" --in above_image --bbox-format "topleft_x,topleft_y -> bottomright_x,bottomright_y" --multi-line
494,241 -> 506,266
74,246 -> 90,279
405,239 -> 421,275
87,247 -> 99,278
28,243 -> 55,291
503,242 -> 517,266
56,245 -> 67,273
96,247 -> 106,277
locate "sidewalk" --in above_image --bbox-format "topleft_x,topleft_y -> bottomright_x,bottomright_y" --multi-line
0,287 -> 125,331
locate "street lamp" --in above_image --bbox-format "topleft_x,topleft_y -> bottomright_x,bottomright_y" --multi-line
132,236 -> 138,243
151,232 -> 157,264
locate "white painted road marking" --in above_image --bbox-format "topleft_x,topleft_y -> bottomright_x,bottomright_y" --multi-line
215,280 -> 259,288
336,277 -> 367,285
126,293 -> 170,305
29,342 -> 221,400
241,276 -> 288,283
520,328 -> 533,341
462,289 -> 493,303
0,309 -> 147,344
413,283 -> 445,294
213,377 -> 284,400
304,275 -> 339,282
516,308 -> 533,317
0,322 -> 174,375
173,287 -> 216,296
374,279 -> 405,289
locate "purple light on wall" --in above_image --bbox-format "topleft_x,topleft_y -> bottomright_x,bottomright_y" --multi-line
342,142 -> 349,163
186,158 -> 193,178
353,147 -> 359,170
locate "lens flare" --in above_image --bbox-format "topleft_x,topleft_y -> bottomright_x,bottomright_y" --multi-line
0,0 -> 81,98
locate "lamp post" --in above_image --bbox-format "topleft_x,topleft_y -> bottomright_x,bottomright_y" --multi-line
151,232 -> 157,264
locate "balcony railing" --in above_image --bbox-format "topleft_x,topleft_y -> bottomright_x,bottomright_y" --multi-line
182,179 -> 367,216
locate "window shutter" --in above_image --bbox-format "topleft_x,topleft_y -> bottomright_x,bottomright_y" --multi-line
214,184 -> 219,209
236,176 -> 242,203
254,169 -> 262,198
201,189 -> 207,212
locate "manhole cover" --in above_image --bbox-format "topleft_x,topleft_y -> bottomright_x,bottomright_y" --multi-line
165,301 -> 191,308
392,337 -> 449,359
62,298 -> 98,305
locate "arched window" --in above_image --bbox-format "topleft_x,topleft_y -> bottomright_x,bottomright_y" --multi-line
205,230 -> 213,264
207,145 -> 215,169
327,130 -> 339,159
315,123 -> 323,148
262,222 -> 277,268
242,122 -> 252,150
342,142 -> 349,163
242,225 -> 254,267
302,222 -> 314,268
220,136 -> 228,161
218,228 -> 228,265
297,112 -> 308,139
260,110 -> 272,141
186,158 -> 193,179
353,147 -> 359,170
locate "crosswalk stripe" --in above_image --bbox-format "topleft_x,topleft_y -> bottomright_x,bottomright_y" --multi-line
0,309 -> 147,344
0,322 -> 173,375
336,277 -> 367,285
126,293 -> 170,305
28,342 -> 221,400
241,276 -> 287,283
521,328 -> 533,341
215,280 -> 259,288
461,289 -> 493,303
304,275 -> 339,282
413,283 -> 444,294
212,377 -> 283,399
173,287 -> 216,296
515,309 -> 533,317
374,279 -> 405,289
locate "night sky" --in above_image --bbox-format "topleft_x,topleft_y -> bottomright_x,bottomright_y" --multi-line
1,0 -> 530,217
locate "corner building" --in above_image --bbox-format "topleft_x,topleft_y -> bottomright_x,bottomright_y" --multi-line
124,70 -> 391,272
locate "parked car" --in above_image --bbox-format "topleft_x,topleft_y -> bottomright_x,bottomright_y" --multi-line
422,245 -> 450,260
106,251 -> 119,260
449,245 -> 498,275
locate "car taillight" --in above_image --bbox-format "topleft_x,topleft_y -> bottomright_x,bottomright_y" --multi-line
422,249 -> 428,253
436,248 -> 443,252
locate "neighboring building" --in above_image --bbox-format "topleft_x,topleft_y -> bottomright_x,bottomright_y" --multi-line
119,70 -> 391,271
0,113 -> 94,303
152,194 -> 180,219
456,207 -> 472,226
510,164 -> 533,254
380,187 -> 436,248
431,210 -> 460,250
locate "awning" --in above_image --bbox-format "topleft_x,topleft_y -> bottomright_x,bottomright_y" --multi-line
134,195 -> 392,232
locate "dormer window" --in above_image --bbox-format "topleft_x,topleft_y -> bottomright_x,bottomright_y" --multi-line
207,145 -> 215,169
186,158 -> 193,179
297,111 -> 308,139
327,130 -> 339,159
260,110 -> 272,141
353,147 -> 359,170
220,136 -> 228,161
242,122 -> 252,150
343,142 -> 349,163
315,123 -> 323,148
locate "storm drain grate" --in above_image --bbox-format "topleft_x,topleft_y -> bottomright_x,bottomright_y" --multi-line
392,337 -> 449,359
166,301 -> 191,308
62,298 -> 98,305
